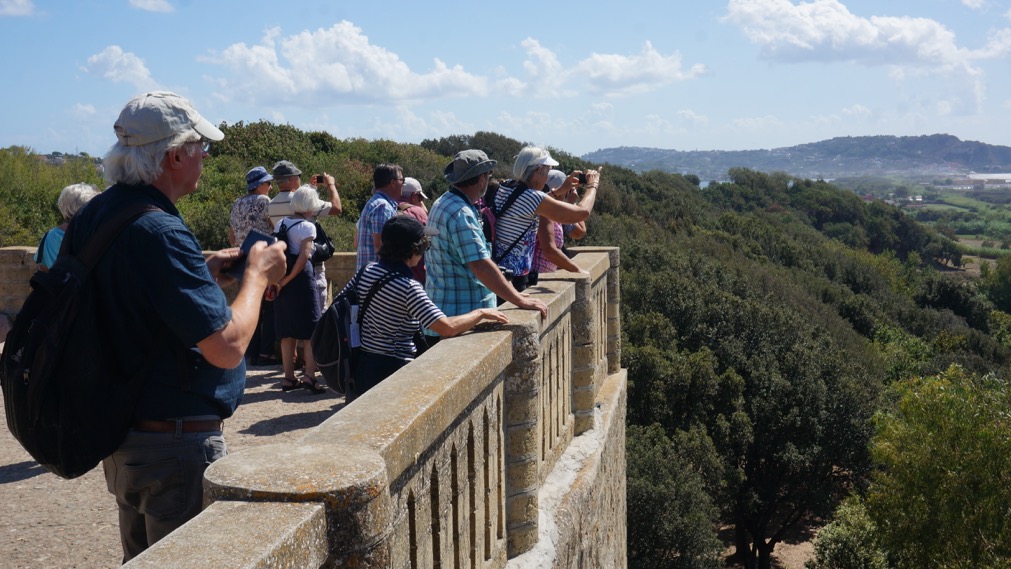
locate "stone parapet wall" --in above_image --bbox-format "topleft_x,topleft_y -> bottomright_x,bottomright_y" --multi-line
0,246 -> 625,568
0,247 -> 35,314
507,369 -> 628,569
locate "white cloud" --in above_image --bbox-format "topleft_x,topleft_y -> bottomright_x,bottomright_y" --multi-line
574,41 -> 707,97
723,0 -> 1011,77
366,106 -> 473,142
71,103 -> 96,118
202,22 -> 488,107
0,0 -> 33,16
962,0 -> 986,9
733,115 -> 784,130
516,39 -> 570,98
129,0 -> 173,13
203,21 -> 706,111
641,114 -> 675,136
503,39 -> 705,99
676,109 -> 709,125
84,46 -> 158,90
841,104 -> 871,118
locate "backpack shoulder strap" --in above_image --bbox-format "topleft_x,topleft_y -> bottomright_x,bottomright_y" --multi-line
275,218 -> 308,249
279,218 -> 306,233
65,202 -> 162,269
357,269 -> 407,325
340,264 -> 369,302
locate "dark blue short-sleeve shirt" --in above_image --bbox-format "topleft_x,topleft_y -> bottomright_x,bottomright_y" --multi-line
68,183 -> 244,419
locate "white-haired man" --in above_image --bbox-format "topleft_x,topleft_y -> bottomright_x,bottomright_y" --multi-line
71,91 -> 286,562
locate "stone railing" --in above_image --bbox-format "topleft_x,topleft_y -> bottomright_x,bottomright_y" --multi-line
0,247 -> 626,568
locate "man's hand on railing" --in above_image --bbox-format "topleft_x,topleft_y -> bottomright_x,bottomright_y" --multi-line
514,295 -> 548,319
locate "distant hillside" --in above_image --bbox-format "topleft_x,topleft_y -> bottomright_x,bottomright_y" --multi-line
582,134 -> 1011,181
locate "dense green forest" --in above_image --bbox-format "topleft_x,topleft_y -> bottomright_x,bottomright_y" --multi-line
3,125 -> 1011,568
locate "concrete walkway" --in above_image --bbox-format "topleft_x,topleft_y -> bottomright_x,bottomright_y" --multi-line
0,364 -> 344,568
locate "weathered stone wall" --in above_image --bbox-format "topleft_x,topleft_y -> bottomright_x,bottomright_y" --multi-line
0,247 -> 626,569
0,247 -> 35,340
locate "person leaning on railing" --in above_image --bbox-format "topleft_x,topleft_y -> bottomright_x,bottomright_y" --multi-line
338,216 -> 508,401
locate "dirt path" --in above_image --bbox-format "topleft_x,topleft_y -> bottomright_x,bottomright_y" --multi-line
0,364 -> 344,569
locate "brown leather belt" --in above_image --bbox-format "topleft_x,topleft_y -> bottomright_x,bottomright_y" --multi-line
132,419 -> 223,433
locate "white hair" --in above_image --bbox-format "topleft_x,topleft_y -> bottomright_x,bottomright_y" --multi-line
57,183 -> 101,220
290,184 -> 324,214
103,130 -> 199,186
512,146 -> 550,182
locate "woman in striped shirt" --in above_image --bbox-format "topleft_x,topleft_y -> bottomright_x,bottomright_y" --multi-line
339,216 -> 508,400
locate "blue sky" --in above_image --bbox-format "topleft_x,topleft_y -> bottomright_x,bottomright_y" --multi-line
3,0 -> 1011,157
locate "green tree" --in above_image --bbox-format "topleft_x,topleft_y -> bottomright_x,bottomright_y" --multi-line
0,146 -> 104,246
621,239 -> 880,569
980,253 -> 1011,313
627,424 -> 723,569
806,497 -> 890,569
867,366 -> 1011,568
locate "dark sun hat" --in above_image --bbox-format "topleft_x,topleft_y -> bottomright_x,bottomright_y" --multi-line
443,149 -> 496,184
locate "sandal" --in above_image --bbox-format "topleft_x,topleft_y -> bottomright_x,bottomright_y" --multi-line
280,378 -> 301,392
301,377 -> 327,394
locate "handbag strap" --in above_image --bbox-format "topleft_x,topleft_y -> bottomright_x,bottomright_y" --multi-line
493,219 -> 537,265
491,182 -> 526,219
490,182 -> 536,264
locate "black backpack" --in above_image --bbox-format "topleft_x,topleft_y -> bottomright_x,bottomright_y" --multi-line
274,219 -> 334,267
311,266 -> 401,395
1,202 -> 160,479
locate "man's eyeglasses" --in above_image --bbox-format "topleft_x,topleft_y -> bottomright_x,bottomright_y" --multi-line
186,138 -> 212,154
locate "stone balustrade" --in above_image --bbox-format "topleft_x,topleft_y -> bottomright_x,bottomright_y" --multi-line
0,247 -> 626,568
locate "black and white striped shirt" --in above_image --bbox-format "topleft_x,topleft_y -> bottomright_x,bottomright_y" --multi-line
338,262 -> 445,360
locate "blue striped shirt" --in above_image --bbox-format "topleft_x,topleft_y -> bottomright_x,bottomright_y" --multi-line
491,182 -> 545,276
356,192 -> 399,270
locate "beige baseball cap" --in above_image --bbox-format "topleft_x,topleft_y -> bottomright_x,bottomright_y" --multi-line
114,91 -> 224,147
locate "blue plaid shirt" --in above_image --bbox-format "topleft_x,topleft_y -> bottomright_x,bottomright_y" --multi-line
425,190 -> 494,319
355,191 -> 399,270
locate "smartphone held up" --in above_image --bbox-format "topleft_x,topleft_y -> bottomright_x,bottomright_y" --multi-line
224,230 -> 277,281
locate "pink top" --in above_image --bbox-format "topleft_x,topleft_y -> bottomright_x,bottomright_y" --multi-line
533,220 -> 564,273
